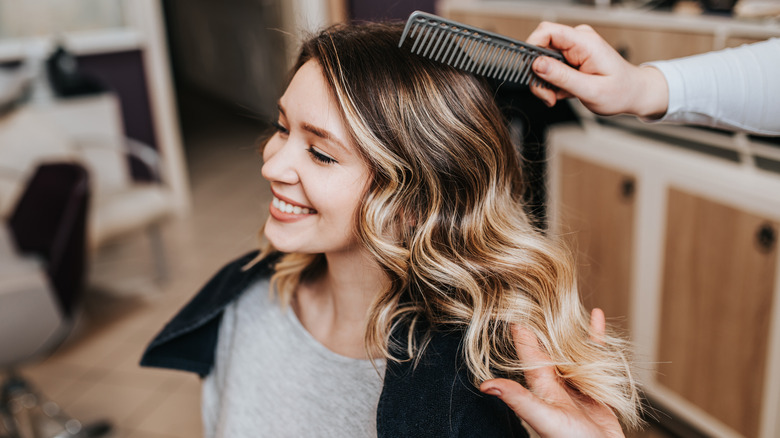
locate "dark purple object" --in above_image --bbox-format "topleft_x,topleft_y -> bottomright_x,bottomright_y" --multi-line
77,50 -> 159,181
8,163 -> 90,316
77,50 -> 158,152
349,0 -> 436,21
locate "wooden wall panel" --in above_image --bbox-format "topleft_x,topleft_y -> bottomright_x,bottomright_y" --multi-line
725,36 -> 765,48
559,154 -> 636,333
447,11 -> 539,41
658,188 -> 778,438
444,11 -> 718,64
569,24 -> 714,64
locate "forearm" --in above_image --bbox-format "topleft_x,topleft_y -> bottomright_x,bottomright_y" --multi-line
644,38 -> 780,136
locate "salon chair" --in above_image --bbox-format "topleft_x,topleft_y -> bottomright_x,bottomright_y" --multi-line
0,96 -> 174,285
0,163 -> 111,438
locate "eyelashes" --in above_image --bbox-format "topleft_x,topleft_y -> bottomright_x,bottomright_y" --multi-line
272,119 -> 338,165
307,147 -> 337,164
271,120 -> 289,135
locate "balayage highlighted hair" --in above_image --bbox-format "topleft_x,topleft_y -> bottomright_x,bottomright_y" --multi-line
256,22 -> 641,427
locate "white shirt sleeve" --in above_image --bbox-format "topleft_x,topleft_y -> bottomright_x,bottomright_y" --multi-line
645,38 -> 780,136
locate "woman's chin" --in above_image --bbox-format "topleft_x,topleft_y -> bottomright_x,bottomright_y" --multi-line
264,224 -> 308,254
263,221 -> 290,252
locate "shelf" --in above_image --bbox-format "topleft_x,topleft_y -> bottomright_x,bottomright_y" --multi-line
0,27 -> 144,63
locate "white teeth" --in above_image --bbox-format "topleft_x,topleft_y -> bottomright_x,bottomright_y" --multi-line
272,196 -> 315,215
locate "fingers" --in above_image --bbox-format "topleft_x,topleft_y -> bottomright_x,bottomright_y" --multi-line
511,325 -> 571,401
532,56 -> 588,100
589,308 -> 606,344
495,323 -> 624,437
529,75 -> 557,107
527,21 -> 583,52
574,23 -> 595,33
480,378 -> 558,435
512,324 -> 550,368
530,83 -> 572,107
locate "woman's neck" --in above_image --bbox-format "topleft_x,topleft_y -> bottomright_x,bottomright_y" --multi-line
294,247 -> 388,359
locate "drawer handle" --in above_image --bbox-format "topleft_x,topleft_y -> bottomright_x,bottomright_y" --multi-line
620,178 -> 635,201
757,223 -> 777,253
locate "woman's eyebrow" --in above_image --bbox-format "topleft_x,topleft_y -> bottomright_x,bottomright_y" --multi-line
301,123 -> 348,154
277,101 -> 348,154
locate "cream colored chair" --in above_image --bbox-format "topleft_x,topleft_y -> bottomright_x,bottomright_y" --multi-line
0,94 -> 175,282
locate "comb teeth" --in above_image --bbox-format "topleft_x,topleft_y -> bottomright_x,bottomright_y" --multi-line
399,11 -> 566,88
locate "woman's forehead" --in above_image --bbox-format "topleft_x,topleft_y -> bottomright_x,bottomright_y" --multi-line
281,62 -> 350,143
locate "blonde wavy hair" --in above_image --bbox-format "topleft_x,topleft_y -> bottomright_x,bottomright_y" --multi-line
255,22 -> 641,428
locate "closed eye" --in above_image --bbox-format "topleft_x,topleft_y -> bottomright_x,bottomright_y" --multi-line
271,120 -> 289,136
307,146 -> 337,164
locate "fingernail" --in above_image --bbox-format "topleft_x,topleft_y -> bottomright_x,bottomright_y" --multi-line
535,57 -> 549,75
483,387 -> 502,397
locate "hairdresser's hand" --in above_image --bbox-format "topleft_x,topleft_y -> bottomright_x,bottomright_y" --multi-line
526,22 -> 668,119
480,309 -> 624,438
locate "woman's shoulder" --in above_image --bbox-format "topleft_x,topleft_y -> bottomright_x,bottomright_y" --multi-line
378,327 -> 528,437
139,251 -> 281,376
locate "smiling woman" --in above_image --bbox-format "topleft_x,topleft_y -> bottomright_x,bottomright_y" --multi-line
141,22 -> 642,438
261,60 -> 371,257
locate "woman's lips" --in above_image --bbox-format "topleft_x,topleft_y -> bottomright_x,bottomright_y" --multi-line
268,191 -> 317,222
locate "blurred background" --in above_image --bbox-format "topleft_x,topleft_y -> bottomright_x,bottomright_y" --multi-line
1,1 -> 779,437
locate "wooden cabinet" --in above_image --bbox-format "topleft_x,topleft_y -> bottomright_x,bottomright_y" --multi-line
559,154 -> 636,333
658,189 -> 778,438
547,122 -> 780,438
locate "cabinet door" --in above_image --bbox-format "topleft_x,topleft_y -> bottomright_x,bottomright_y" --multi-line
565,23 -> 714,64
725,36 -> 765,48
658,188 -> 778,438
446,10 -> 539,41
558,154 -> 636,332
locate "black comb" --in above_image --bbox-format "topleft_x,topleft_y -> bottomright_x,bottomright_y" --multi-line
399,11 -> 567,87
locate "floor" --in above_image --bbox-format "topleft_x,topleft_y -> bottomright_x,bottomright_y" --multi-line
7,96 -> 678,438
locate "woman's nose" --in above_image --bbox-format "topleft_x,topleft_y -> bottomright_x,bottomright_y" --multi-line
261,138 -> 299,184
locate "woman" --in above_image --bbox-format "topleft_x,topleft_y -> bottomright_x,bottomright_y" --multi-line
142,22 -> 641,437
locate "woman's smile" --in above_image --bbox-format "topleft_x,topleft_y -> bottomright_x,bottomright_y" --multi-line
269,190 -> 317,222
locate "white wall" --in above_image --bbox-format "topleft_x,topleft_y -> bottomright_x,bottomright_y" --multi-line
0,0 -> 124,38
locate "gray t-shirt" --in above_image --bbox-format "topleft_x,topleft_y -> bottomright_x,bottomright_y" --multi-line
202,279 -> 386,438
